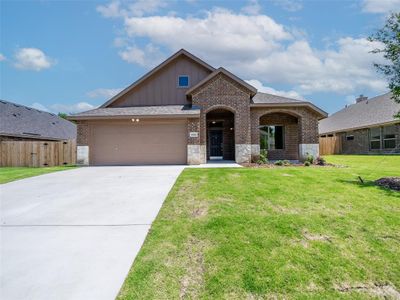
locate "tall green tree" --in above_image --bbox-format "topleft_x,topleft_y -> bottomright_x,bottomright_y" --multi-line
369,12 -> 400,118
58,112 -> 68,119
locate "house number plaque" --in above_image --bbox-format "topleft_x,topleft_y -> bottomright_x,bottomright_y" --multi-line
189,132 -> 199,138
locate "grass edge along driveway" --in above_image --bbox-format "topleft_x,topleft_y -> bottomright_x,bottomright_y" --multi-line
0,166 -> 76,184
117,155 -> 400,299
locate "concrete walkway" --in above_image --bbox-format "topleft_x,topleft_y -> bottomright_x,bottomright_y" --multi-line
0,166 -> 184,300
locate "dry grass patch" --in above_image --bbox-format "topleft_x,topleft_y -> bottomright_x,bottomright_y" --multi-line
335,282 -> 400,299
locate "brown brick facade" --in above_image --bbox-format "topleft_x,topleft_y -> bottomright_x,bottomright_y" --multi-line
258,112 -> 299,160
337,123 -> 400,154
191,73 -> 252,146
76,121 -> 89,146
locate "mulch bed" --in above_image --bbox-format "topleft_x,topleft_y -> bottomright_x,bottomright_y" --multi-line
240,163 -> 339,168
375,177 -> 400,191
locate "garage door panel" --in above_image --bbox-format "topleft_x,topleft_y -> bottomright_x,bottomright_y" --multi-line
91,122 -> 187,165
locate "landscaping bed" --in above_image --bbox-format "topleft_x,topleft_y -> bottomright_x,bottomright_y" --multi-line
375,177 -> 400,191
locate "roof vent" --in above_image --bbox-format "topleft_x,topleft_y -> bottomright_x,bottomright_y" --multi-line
356,94 -> 368,103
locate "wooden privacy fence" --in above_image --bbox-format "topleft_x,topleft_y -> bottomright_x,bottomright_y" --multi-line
0,140 -> 76,167
319,136 -> 342,155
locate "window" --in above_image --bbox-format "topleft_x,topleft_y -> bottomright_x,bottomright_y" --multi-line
369,127 -> 381,150
346,134 -> 354,141
259,125 -> 284,150
178,75 -> 189,88
383,125 -> 396,149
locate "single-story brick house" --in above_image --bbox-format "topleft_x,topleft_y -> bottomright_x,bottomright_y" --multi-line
319,93 -> 400,154
0,99 -> 76,142
68,49 -> 327,165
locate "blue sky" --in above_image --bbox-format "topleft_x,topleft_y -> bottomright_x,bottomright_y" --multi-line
1,0 -> 399,115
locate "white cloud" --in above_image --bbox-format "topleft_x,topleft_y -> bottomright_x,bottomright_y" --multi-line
30,102 -> 50,112
30,102 -> 96,114
51,102 -> 96,114
242,0 -> 261,15
98,3 -> 388,95
97,1 -> 122,18
87,88 -> 123,99
123,8 -> 291,62
362,0 -> 400,13
0,53 -> 6,61
97,0 -> 166,18
14,48 -> 54,71
271,0 -> 303,12
246,79 -> 305,100
119,44 -> 164,67
345,95 -> 356,104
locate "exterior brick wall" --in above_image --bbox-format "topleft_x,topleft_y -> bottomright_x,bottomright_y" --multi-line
187,118 -> 200,145
338,123 -> 400,154
191,73 -> 252,146
258,113 -> 299,160
250,107 -> 320,160
76,121 -> 89,146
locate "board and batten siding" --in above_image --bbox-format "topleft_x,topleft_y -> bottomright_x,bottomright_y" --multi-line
110,56 -> 212,107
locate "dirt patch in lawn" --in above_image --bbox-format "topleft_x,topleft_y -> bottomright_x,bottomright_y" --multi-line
375,177 -> 400,191
335,283 -> 400,299
293,230 -> 332,248
179,237 -> 207,299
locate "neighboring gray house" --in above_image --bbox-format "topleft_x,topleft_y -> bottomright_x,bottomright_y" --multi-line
0,100 -> 76,141
319,93 -> 400,154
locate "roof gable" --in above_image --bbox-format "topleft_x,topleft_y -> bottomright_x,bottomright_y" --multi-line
186,67 -> 257,96
101,49 -> 215,108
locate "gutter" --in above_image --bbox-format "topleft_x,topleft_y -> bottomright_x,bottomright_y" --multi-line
67,113 -> 200,121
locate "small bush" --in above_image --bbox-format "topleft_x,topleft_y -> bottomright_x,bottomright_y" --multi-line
282,160 -> 291,166
304,161 -> 311,166
257,149 -> 268,164
316,156 -> 326,166
274,160 -> 284,166
305,152 -> 314,164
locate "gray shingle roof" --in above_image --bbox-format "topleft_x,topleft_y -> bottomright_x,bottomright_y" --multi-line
251,92 -> 328,118
319,93 -> 400,134
69,105 -> 200,119
0,100 -> 76,140
252,92 -> 303,104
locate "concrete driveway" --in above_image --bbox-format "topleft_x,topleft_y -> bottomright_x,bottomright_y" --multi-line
0,166 -> 185,300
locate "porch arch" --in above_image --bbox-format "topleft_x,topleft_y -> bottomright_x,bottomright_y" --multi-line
256,111 -> 301,160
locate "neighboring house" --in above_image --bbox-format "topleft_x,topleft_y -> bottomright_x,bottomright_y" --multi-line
319,93 -> 400,154
0,100 -> 76,141
68,49 -> 327,166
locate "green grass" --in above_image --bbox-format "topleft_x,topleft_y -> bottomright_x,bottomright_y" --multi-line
118,155 -> 400,299
0,166 -> 76,184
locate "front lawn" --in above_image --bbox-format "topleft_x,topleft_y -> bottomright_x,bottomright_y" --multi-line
118,155 -> 400,299
0,166 -> 75,184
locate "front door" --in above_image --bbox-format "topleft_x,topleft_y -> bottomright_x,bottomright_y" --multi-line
209,130 -> 223,157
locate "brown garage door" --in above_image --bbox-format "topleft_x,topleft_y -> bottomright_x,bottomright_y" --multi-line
91,121 -> 187,165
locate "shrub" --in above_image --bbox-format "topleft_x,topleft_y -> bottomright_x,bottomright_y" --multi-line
304,161 -> 311,166
316,156 -> 326,166
274,160 -> 284,166
305,152 -> 314,164
282,160 -> 291,166
257,149 -> 268,164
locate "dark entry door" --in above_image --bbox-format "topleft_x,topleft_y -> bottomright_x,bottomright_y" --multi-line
210,130 -> 223,157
